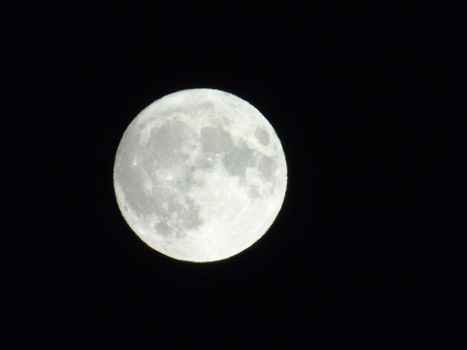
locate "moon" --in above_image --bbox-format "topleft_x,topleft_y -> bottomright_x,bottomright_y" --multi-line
113,88 -> 287,262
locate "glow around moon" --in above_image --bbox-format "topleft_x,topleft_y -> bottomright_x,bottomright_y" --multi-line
113,88 -> 287,262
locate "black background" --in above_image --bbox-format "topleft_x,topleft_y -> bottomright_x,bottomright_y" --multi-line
31,1 -> 462,346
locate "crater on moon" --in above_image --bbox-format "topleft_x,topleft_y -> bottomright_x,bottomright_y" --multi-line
113,88 -> 287,262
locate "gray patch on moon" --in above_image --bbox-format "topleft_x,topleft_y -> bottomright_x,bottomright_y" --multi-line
258,155 -> 276,181
248,185 -> 261,198
154,221 -> 172,236
196,157 -> 216,170
255,127 -> 270,146
146,120 -> 192,167
150,187 -> 203,238
222,141 -> 256,178
200,126 -> 233,154
174,166 -> 203,192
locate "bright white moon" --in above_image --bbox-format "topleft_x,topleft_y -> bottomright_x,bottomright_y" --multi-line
113,88 -> 287,262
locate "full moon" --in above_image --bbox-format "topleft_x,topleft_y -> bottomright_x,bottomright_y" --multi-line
113,88 -> 287,262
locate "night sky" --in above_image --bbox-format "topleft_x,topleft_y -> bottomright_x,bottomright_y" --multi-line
37,1 -> 460,346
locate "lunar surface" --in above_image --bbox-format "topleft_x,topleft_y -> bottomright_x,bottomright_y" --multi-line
113,88 -> 287,262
